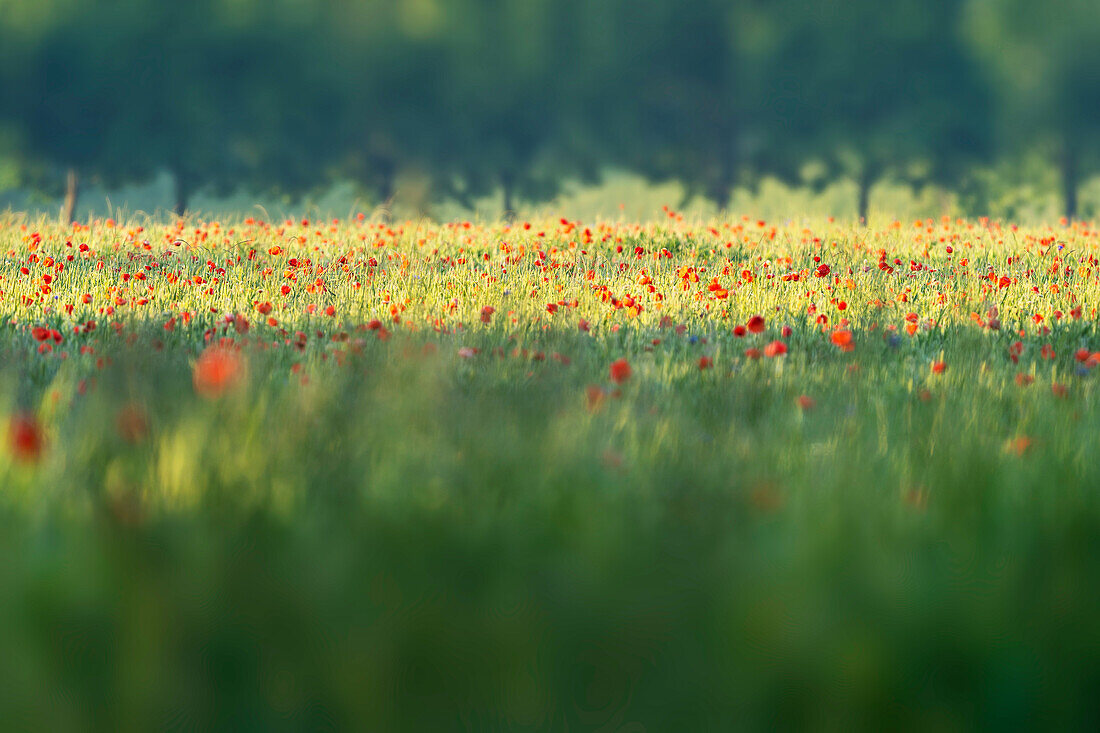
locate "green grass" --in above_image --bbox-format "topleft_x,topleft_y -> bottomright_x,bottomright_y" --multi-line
0,212 -> 1099,729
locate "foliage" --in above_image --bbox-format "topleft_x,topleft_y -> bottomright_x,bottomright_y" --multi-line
0,0 -> 1080,218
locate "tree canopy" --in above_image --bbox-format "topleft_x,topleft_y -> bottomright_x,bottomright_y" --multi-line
0,0 -> 1088,220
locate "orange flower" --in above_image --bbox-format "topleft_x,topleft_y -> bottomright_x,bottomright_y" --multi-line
609,358 -> 632,384
830,329 -> 854,351
193,345 -> 244,398
931,361 -> 947,374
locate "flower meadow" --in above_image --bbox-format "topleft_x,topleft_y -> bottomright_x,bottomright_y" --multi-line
4,210 -> 1100,728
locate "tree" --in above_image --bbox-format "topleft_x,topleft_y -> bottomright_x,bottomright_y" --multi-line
966,0 -> 1100,220
0,0 -> 347,220
595,0 -> 760,209
760,0 -> 992,223
427,0 -> 603,217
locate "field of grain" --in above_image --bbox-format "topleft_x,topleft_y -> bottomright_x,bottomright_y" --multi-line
2,211 -> 1100,728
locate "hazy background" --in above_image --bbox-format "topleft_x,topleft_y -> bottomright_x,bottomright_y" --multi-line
0,0 -> 1096,223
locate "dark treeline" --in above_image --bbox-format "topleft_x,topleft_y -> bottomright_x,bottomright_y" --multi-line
0,0 -> 1095,221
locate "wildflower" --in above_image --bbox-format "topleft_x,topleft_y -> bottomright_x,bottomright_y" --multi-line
193,345 -> 244,399
698,356 -> 712,370
480,306 -> 495,323
763,341 -> 787,358
931,361 -> 947,374
830,329 -> 854,352
746,315 -> 765,334
609,358 -> 632,384
750,481 -> 784,512
797,395 -> 815,410
116,404 -> 148,444
586,385 -> 605,411
903,487 -> 928,509
8,413 -> 43,463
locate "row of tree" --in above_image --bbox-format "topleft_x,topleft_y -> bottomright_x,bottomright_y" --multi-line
0,0 -> 1095,221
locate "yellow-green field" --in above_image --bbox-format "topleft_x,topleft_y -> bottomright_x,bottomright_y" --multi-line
2,211 -> 1100,729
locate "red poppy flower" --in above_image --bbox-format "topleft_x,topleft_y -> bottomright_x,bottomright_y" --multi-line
8,413 -> 43,464
746,315 -> 765,334
193,345 -> 244,398
609,358 -> 632,384
763,341 -> 787,358
830,329 -> 854,351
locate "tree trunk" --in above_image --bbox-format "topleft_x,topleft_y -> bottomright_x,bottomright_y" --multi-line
501,172 -> 516,223
173,172 -> 192,218
61,168 -> 79,224
707,139 -> 736,211
1063,149 -> 1078,222
378,173 -> 395,223
706,176 -> 733,212
857,170 -> 873,226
